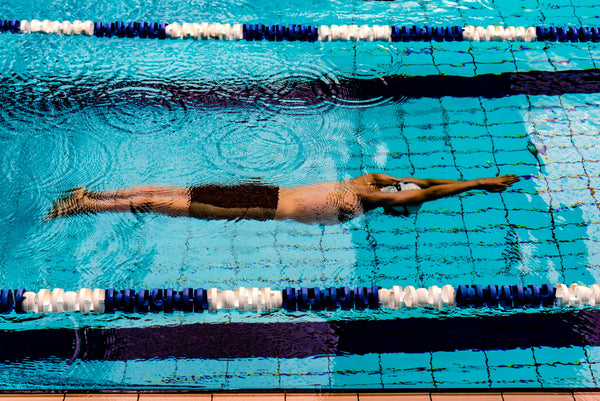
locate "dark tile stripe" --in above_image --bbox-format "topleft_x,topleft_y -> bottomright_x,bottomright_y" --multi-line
1,308 -> 599,360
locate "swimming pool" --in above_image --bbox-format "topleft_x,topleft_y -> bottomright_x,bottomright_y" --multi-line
1,0 -> 600,390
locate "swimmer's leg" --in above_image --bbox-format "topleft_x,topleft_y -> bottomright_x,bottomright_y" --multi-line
46,193 -> 191,219
83,186 -> 190,200
92,195 -> 191,217
45,188 -> 88,219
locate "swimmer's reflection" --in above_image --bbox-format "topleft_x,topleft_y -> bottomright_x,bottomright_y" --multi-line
46,174 -> 519,224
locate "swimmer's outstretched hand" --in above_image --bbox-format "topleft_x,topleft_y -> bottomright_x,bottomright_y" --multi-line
478,175 -> 520,193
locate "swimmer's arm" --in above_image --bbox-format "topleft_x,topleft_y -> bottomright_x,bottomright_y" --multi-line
362,179 -> 485,206
359,173 -> 459,189
401,177 -> 459,188
359,173 -> 426,187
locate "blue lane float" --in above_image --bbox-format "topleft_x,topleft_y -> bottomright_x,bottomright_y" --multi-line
0,283 -> 598,314
3,19 -> 600,42
92,21 -> 167,39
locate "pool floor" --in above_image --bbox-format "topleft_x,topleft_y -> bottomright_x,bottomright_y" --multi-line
4,0 -> 600,392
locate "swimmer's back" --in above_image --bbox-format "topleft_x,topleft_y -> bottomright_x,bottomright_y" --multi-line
276,182 -> 364,224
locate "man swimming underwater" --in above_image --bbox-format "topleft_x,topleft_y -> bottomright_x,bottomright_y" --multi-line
47,174 -> 520,224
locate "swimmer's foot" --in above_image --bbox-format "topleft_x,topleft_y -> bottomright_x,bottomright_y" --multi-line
479,175 -> 520,193
68,187 -> 104,199
44,188 -> 96,220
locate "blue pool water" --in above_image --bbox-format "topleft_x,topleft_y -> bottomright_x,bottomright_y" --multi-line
1,0 -> 600,390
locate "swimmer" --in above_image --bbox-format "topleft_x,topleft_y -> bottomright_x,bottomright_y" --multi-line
46,174 -> 520,224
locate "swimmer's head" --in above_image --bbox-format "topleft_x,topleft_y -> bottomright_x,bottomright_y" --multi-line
381,182 -> 422,216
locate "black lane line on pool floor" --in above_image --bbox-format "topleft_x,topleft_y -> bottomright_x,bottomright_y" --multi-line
1,308 -> 599,360
2,68 -> 600,110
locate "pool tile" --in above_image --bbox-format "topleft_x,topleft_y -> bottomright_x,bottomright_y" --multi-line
418,228 -> 469,249
140,396 -> 211,401
489,365 -> 540,388
279,356 -> 331,389
584,346 -> 600,365
513,57 -> 555,74
434,42 -> 473,64
474,60 -> 519,76
534,345 -> 587,365
491,135 -> 532,155
431,350 -> 490,388
407,142 -> 448,161
381,352 -> 433,388
416,208 -> 464,229
575,393 -> 600,400
542,162 -> 590,182
450,134 -> 494,153
540,146 -> 583,165
358,393 -> 431,401
462,201 -> 507,223
502,393 -> 574,401
508,0 -> 541,12
63,360 -> 128,387
225,357 -> 281,389
168,358 -> 230,388
399,45 -> 435,65
436,63 -> 476,77
65,396 -> 137,401
0,397 -> 65,401
431,394 -> 502,401
402,98 -> 443,117
212,394 -> 283,401
285,394 -> 357,401
443,99 -> 484,115
358,394 -> 430,401
460,6 -> 499,22
507,209 -> 552,230
454,151 -> 497,170
563,266 -> 600,285
487,348 -> 536,367
485,111 -> 527,129
329,353 -> 382,388
586,44 -> 600,64
122,358 -> 178,386
486,348 -> 539,387
400,64 -> 443,77
377,260 -> 422,284
536,361 -> 595,388
548,54 -> 595,73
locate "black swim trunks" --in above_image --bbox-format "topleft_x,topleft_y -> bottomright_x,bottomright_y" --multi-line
188,184 -> 279,220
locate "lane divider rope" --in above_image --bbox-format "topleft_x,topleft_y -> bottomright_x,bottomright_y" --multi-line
2,19 -> 600,42
0,283 -> 598,314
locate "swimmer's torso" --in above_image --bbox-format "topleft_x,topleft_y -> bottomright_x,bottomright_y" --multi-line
275,181 -> 368,224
